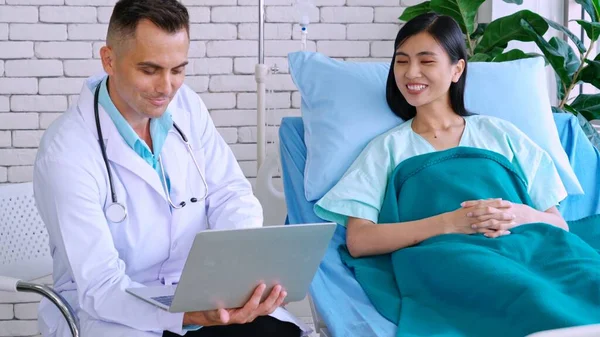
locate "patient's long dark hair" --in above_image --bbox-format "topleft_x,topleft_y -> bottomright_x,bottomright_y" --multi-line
386,13 -> 470,120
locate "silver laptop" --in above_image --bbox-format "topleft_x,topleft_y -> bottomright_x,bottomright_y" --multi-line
126,222 -> 336,313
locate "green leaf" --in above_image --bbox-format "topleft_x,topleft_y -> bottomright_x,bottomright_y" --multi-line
575,20 -> 600,40
556,75 -> 567,102
571,94 -> 600,121
502,0 -> 523,4
470,23 -> 488,40
520,19 -> 580,88
399,2 -> 432,22
561,104 -> 580,115
576,112 -> 600,150
469,53 -> 492,62
575,0 -> 600,22
430,0 -> 486,35
487,46 -> 506,59
475,10 -> 549,54
554,105 -> 600,150
579,58 -> 600,90
550,37 -> 581,77
546,19 -> 586,54
491,49 -> 542,62
552,106 -> 576,114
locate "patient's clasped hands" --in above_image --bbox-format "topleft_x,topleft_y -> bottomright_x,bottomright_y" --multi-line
182,283 -> 287,327
443,198 -> 534,238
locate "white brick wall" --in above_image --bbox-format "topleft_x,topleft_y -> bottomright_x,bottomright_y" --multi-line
0,1 -> 404,335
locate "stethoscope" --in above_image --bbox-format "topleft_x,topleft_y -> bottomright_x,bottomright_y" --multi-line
94,80 -> 208,223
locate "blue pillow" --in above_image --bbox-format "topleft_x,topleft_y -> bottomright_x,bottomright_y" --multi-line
288,51 -> 583,202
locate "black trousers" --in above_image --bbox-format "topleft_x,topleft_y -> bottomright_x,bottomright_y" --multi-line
162,316 -> 301,337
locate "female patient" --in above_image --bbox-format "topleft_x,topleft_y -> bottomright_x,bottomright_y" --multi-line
314,12 -> 569,258
313,15 -> 600,337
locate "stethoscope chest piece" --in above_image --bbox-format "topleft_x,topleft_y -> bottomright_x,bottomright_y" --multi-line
106,202 -> 127,223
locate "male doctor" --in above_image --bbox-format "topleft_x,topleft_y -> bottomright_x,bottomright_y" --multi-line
32,0 -> 308,336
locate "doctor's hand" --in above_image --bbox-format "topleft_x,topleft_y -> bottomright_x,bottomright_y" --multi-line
182,283 -> 287,327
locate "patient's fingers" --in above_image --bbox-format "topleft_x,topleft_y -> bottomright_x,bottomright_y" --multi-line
475,228 -> 496,235
484,230 -> 511,238
462,199 -> 512,209
475,212 -> 515,222
473,219 -> 516,231
491,200 -> 512,209
466,206 -> 501,218
461,199 -> 499,207
474,226 -> 507,234
467,202 -> 513,218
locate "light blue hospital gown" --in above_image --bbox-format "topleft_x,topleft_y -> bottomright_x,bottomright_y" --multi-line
314,115 -> 568,227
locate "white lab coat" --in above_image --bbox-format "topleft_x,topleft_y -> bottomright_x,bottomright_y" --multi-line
33,74 -> 309,337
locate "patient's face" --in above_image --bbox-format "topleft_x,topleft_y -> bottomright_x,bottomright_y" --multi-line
393,32 -> 464,109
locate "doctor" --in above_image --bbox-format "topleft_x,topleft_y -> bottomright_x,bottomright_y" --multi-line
32,0 -> 308,336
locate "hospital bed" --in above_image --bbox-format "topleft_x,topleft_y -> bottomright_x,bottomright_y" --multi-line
277,112 -> 600,337
245,5 -> 600,333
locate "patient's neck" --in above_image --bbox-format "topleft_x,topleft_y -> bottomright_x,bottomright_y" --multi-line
413,99 -> 462,133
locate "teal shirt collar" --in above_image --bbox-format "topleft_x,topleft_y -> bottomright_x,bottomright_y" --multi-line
98,76 -> 173,169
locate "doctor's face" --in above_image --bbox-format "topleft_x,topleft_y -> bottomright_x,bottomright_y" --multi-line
393,32 -> 464,109
100,19 -> 189,121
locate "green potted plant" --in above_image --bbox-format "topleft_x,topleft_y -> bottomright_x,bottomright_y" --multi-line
400,0 -> 600,149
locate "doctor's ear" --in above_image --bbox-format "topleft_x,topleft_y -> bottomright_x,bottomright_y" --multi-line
100,46 -> 116,76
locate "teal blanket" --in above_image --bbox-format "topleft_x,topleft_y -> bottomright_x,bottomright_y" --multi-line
340,147 -> 600,337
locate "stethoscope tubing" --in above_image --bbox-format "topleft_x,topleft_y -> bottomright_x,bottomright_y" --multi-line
93,80 -> 208,222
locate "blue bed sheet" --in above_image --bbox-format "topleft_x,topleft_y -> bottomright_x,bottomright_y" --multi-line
554,114 -> 600,220
279,113 -> 600,337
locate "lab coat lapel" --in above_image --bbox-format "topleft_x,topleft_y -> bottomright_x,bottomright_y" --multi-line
104,135 -> 168,202
160,129 -> 187,205
77,77 -> 168,202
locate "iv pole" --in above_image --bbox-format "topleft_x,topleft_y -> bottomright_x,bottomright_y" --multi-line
254,0 -> 313,226
256,0 -> 267,171
256,0 -> 310,171
255,0 -> 288,227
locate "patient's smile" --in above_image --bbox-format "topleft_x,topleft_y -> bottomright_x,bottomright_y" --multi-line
406,84 -> 428,94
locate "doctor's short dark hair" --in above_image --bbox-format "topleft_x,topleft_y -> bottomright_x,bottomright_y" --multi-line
386,13 -> 470,120
107,0 -> 190,48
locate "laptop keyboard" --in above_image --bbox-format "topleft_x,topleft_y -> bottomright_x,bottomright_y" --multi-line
152,295 -> 174,306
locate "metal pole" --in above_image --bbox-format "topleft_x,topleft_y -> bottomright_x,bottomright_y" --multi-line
17,281 -> 80,337
256,0 -> 267,169
259,0 -> 265,65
